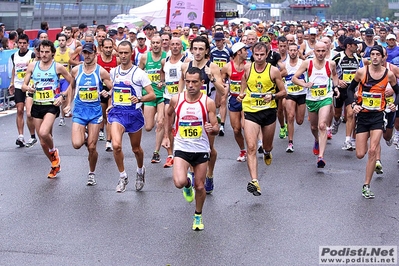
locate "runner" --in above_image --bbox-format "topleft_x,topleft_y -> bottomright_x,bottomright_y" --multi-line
164,67 -> 219,230
139,35 -> 167,164
221,42 -> 247,161
346,45 -> 399,199
108,41 -> 155,192
236,42 -> 287,196
292,42 -> 340,168
284,43 -> 306,152
67,42 -> 113,186
97,38 -> 120,151
160,37 -> 191,168
179,36 -> 225,194
8,33 -> 37,147
21,40 -> 73,178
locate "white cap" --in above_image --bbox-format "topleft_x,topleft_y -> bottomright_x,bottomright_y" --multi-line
129,28 -> 137,34
387,33 -> 396,40
137,32 -> 146,39
309,28 -> 317,34
232,42 -> 246,54
117,22 -> 125,28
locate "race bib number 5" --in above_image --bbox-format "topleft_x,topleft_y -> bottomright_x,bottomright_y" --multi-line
113,87 -> 132,106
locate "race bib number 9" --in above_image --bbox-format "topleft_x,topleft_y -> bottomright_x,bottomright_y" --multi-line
178,122 -> 202,139
79,86 -> 98,102
362,92 -> 382,110
310,85 -> 327,98
113,87 -> 132,106
35,87 -> 55,102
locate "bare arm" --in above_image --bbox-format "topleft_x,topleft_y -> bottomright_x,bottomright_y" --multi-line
138,53 -> 147,70
178,63 -> 188,93
21,62 -> 35,92
205,98 -> 220,135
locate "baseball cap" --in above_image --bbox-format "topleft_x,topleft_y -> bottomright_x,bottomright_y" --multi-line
82,42 -> 95,53
117,22 -> 125,29
370,45 -> 384,57
283,26 -> 290,32
172,29 -> 180,34
365,28 -> 374,36
188,34 -> 196,40
108,29 -> 117,36
348,26 -> 356,31
387,33 -> 396,40
309,28 -> 317,34
326,30 -> 334,37
267,28 -> 275,34
143,24 -> 153,30
343,37 -> 360,46
78,23 -> 87,29
129,28 -> 137,34
137,32 -> 146,39
232,42 -> 246,54
214,32 -> 224,41
237,29 -> 243,33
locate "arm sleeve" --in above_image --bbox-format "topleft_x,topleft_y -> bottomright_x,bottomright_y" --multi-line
392,83 -> 399,106
346,79 -> 360,103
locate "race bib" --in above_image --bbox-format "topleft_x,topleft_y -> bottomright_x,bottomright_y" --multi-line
250,93 -> 268,109
78,86 -> 98,102
362,92 -> 382,110
343,70 -> 356,83
166,81 -> 179,95
200,85 -> 207,95
178,121 -> 203,139
16,68 -> 27,79
213,58 -> 227,68
113,87 -> 132,106
386,95 -> 394,104
35,87 -> 55,102
286,80 -> 303,94
147,70 -> 161,83
310,85 -> 327,98
230,80 -> 241,95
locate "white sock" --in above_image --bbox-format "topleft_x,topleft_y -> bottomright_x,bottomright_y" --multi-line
119,171 -> 126,178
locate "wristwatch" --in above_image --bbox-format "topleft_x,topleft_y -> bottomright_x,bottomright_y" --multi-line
60,93 -> 66,100
351,102 -> 356,109
210,77 -> 216,83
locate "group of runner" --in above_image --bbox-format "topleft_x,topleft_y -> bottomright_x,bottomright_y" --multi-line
7,20 -> 399,230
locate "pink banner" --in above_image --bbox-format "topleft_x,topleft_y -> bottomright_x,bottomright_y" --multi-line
168,0 -> 204,29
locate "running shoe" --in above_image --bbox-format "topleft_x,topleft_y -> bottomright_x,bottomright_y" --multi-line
192,214 -> 204,231
386,136 -> 394,147
151,152 -> 161,163
47,165 -> 61,179
64,111 -> 72,117
341,141 -> 353,151
25,138 -> 37,148
351,140 -> 356,150
183,172 -> 194,202
163,156 -> 174,168
58,118 -> 66,126
237,150 -> 247,162
98,131 -> 105,141
375,160 -> 383,174
105,141 -> 113,152
257,145 -> 263,154
49,149 -> 60,167
327,128 -> 332,140
317,157 -> 326,168
116,175 -> 129,193
218,125 -> 225,136
87,173 -> 96,186
362,184 -> 375,199
247,180 -> 261,196
135,167 -> 146,191
279,125 -> 286,139
205,176 -> 214,194
263,151 -> 272,165
286,143 -> 294,153
331,120 -> 341,135
216,114 -> 221,124
393,135 -> 399,149
16,137 -> 25,148
313,141 -> 319,155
